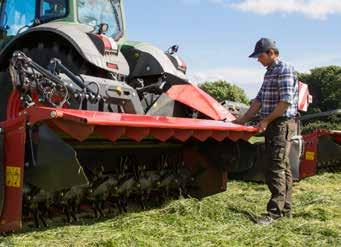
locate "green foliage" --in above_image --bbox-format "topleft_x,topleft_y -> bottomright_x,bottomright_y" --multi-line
298,66 -> 341,114
199,80 -> 249,105
1,173 -> 340,247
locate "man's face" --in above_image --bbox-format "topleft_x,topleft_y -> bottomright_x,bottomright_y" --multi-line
257,49 -> 277,67
257,53 -> 272,67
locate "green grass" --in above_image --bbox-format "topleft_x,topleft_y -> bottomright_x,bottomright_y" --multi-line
1,173 -> 340,247
249,136 -> 265,144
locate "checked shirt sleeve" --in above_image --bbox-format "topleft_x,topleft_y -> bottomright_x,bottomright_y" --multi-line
255,83 -> 264,102
278,66 -> 296,105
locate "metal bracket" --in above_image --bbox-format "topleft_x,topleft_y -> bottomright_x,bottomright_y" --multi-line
0,128 -> 4,216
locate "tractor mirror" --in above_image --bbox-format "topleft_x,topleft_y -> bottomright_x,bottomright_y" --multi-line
167,45 -> 179,55
98,23 -> 109,34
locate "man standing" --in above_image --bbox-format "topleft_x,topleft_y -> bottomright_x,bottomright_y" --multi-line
234,38 -> 299,225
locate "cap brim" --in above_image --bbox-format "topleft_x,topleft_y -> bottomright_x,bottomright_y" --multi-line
248,51 -> 262,58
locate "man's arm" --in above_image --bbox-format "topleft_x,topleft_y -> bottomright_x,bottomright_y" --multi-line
233,99 -> 262,124
257,101 -> 290,132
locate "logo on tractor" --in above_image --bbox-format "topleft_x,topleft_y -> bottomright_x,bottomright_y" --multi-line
5,166 -> 21,188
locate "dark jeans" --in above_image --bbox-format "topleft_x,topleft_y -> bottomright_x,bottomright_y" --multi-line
264,117 -> 297,218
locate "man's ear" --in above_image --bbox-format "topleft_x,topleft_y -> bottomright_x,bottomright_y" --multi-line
267,49 -> 275,56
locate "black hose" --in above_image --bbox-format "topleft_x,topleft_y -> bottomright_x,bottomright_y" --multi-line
299,109 -> 341,122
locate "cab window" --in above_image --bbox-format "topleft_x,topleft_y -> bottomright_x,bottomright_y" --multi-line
40,0 -> 68,21
1,0 -> 36,36
78,0 -> 121,38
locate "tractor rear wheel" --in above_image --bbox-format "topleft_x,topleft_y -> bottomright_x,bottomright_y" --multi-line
0,42 -> 90,121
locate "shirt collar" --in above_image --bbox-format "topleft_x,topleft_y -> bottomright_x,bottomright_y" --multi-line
267,59 -> 280,71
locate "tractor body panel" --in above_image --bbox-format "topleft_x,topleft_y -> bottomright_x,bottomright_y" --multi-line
121,41 -> 188,83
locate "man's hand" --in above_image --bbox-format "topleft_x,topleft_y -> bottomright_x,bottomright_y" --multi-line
257,119 -> 270,133
232,100 -> 261,125
256,101 -> 291,132
232,117 -> 246,125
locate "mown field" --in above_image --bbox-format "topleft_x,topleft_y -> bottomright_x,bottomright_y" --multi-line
0,172 -> 340,247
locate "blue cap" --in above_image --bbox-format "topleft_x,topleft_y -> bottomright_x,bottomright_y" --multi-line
249,38 -> 278,58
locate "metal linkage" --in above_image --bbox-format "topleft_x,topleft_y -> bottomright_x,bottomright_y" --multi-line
10,51 -> 97,108
10,51 -> 144,114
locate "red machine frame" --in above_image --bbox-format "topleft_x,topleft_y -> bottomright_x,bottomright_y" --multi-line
0,106 -> 258,232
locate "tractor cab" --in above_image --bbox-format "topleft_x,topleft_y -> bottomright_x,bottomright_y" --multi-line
0,0 -> 124,45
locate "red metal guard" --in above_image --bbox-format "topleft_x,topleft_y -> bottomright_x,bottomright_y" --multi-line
26,106 -> 258,143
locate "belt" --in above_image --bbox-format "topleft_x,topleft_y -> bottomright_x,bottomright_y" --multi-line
276,116 -> 295,121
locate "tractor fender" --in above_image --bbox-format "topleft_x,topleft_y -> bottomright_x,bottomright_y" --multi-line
121,42 -> 188,83
0,22 -> 130,76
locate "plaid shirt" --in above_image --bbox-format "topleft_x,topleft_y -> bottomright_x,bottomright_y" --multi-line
255,59 -> 299,119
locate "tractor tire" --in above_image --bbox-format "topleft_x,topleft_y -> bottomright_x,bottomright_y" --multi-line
0,42 -> 89,122
0,71 -> 12,122
22,42 -> 87,75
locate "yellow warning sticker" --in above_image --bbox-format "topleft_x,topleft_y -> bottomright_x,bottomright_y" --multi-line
5,166 -> 21,188
305,151 -> 315,161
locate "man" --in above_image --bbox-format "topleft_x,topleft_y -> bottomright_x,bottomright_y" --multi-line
234,38 -> 299,225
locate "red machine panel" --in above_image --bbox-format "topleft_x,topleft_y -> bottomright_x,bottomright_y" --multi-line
300,132 -> 319,179
0,116 -> 26,233
166,84 -> 236,121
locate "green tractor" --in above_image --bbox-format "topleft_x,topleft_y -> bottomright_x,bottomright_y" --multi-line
0,0 -> 191,121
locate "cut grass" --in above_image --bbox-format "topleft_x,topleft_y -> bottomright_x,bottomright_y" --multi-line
1,173 -> 340,247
